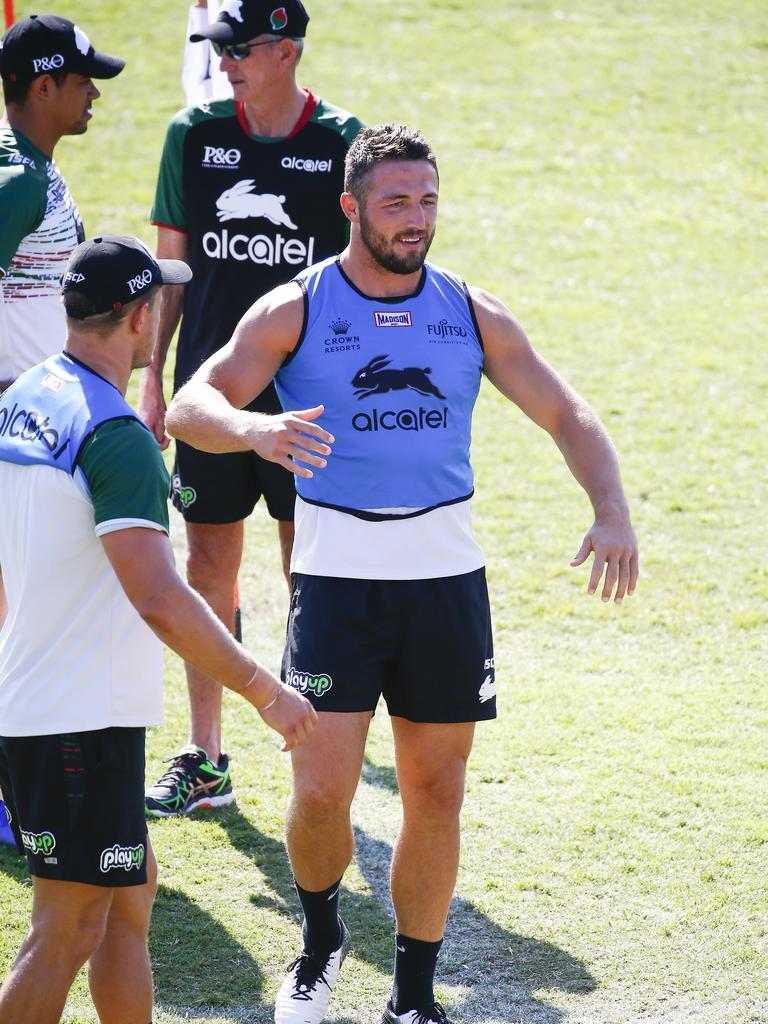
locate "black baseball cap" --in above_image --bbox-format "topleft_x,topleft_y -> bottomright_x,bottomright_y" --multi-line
62,236 -> 192,320
190,0 -> 310,45
0,15 -> 125,84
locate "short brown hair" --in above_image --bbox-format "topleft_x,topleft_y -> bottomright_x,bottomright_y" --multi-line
344,123 -> 439,203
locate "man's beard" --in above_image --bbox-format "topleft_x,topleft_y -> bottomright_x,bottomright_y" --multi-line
359,210 -> 434,275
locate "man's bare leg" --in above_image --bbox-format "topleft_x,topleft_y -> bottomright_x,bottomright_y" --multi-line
88,840 -> 158,1024
390,719 -> 475,939
384,719 -> 475,1017
184,520 -> 244,763
0,877 -> 112,1023
286,711 -> 372,891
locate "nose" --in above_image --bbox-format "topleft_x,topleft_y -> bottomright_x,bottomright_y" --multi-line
407,202 -> 428,230
88,80 -> 100,100
219,52 -> 236,73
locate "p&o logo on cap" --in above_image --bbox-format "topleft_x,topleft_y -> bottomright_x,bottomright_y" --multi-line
32,53 -> 64,73
127,269 -> 153,295
270,7 -> 289,30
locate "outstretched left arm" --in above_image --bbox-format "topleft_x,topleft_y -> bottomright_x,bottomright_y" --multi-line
473,286 -> 639,602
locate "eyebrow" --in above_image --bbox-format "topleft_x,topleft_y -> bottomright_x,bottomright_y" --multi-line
379,191 -> 439,202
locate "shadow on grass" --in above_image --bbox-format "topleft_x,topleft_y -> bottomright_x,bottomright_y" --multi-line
151,881 -> 268,1015
353,829 -> 596,1024
179,804 -> 595,1023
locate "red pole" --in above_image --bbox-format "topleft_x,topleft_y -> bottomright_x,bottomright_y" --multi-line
3,0 -> 13,29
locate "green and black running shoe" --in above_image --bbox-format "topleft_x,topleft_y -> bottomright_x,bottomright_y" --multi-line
145,745 -> 234,817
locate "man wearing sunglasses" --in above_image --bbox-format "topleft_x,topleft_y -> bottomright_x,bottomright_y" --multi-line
141,0 -> 364,819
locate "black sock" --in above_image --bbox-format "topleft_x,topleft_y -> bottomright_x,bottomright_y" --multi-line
391,932 -> 443,1014
295,877 -> 343,956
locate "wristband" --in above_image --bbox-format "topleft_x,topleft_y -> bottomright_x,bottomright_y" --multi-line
259,686 -> 282,712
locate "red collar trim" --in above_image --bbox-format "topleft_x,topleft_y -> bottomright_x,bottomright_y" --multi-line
236,90 -> 318,140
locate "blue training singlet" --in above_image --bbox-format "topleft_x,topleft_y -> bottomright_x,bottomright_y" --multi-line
274,256 -> 484,519
0,352 -> 142,474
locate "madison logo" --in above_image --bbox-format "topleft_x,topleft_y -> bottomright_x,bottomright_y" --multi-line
374,310 -> 412,327
215,180 -> 297,228
351,355 -> 447,400
100,843 -> 146,873
270,6 -> 289,30
286,668 -> 333,697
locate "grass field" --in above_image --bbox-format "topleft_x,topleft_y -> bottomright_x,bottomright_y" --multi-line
1,1 -> 767,1022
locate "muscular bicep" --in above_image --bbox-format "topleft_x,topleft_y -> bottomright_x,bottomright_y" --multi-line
475,287 -> 581,439
183,282 -> 305,411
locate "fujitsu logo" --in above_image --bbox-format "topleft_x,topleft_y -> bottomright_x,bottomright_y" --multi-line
32,53 -> 64,73
427,318 -> 467,339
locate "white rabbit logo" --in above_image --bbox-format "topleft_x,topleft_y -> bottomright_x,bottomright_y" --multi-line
221,0 -> 244,22
215,180 -> 298,229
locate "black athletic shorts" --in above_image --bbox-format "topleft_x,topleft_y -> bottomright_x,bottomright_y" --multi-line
0,727 -> 148,887
281,569 -> 496,723
170,385 -> 296,524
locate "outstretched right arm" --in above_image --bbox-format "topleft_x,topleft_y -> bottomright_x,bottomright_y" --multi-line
166,283 -> 334,478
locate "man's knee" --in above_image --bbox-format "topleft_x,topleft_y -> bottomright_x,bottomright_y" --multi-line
29,887 -> 111,963
185,530 -> 241,596
291,775 -> 354,826
400,769 -> 467,821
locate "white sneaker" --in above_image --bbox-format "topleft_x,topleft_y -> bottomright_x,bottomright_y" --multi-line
382,1001 -> 453,1024
274,921 -> 351,1024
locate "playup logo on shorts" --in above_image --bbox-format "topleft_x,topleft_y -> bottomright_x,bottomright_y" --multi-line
100,843 -> 146,873
286,667 -> 333,697
172,474 -> 197,508
20,829 -> 56,857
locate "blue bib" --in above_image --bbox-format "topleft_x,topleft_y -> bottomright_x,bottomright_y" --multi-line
0,353 -> 141,475
275,257 -> 484,517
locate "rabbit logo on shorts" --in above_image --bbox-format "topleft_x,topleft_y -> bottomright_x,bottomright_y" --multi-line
215,180 -> 298,229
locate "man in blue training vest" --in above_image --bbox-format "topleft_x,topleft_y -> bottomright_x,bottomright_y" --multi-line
0,236 -> 317,1023
165,123 -> 640,1024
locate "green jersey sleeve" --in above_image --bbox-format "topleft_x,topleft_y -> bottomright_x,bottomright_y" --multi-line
151,108 -> 190,231
78,417 -> 170,534
0,165 -> 47,275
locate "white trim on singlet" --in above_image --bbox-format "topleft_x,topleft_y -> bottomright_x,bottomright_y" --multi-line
290,494 -> 486,580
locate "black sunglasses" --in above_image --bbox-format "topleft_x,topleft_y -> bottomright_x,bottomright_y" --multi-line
211,38 -> 278,61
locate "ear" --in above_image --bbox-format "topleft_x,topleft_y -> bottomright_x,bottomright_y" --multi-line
340,191 -> 358,224
128,300 -> 150,334
29,73 -> 60,103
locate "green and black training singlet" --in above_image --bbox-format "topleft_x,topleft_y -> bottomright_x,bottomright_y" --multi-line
151,93 -> 363,398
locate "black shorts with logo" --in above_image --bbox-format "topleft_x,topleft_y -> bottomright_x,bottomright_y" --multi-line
0,727 -> 148,887
281,569 -> 496,723
170,383 -> 296,524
